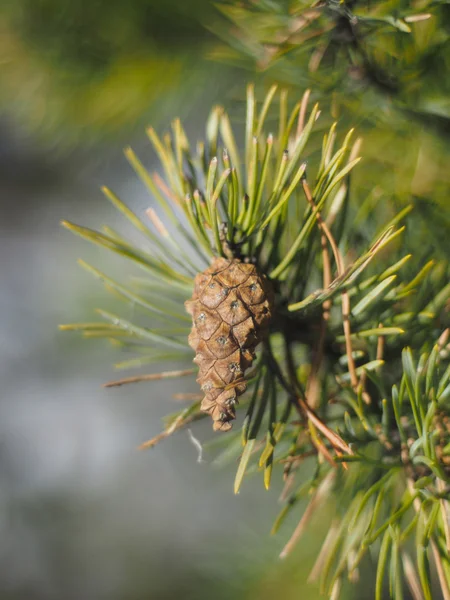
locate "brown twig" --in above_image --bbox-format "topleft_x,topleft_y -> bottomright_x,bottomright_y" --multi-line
146,207 -> 169,237
172,392 -> 202,401
298,397 -> 352,455
308,520 -> 341,583
279,450 -> 318,465
402,552 -> 425,600
139,410 -> 204,450
104,368 -> 194,388
306,230 -> 332,409
302,179 -> 359,392
284,339 -> 343,466
309,42 -> 329,73
309,430 -> 337,468
279,470 -> 336,559
279,471 -> 297,503
153,172 -> 181,206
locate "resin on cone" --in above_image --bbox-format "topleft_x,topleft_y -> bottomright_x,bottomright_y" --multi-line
185,257 -> 274,431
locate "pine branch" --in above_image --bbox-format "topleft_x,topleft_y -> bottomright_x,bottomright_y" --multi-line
61,85 -> 450,598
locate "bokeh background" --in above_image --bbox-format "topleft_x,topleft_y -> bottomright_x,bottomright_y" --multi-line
1,1 -> 449,598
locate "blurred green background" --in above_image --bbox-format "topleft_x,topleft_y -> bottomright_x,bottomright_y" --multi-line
1,1 -> 448,598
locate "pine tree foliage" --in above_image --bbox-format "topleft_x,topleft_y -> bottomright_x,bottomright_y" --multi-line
210,0 -> 450,124
61,86 -> 450,598
208,0 -> 450,258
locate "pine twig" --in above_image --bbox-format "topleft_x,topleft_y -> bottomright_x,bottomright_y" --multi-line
279,470 -> 336,559
302,179 -> 360,393
104,368 -> 195,387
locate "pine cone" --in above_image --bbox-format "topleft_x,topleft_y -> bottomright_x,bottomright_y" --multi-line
185,257 -> 274,431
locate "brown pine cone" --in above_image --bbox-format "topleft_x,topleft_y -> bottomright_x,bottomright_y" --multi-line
185,257 -> 274,431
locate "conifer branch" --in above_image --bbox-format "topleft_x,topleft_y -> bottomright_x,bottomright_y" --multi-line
61,85 -> 450,598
